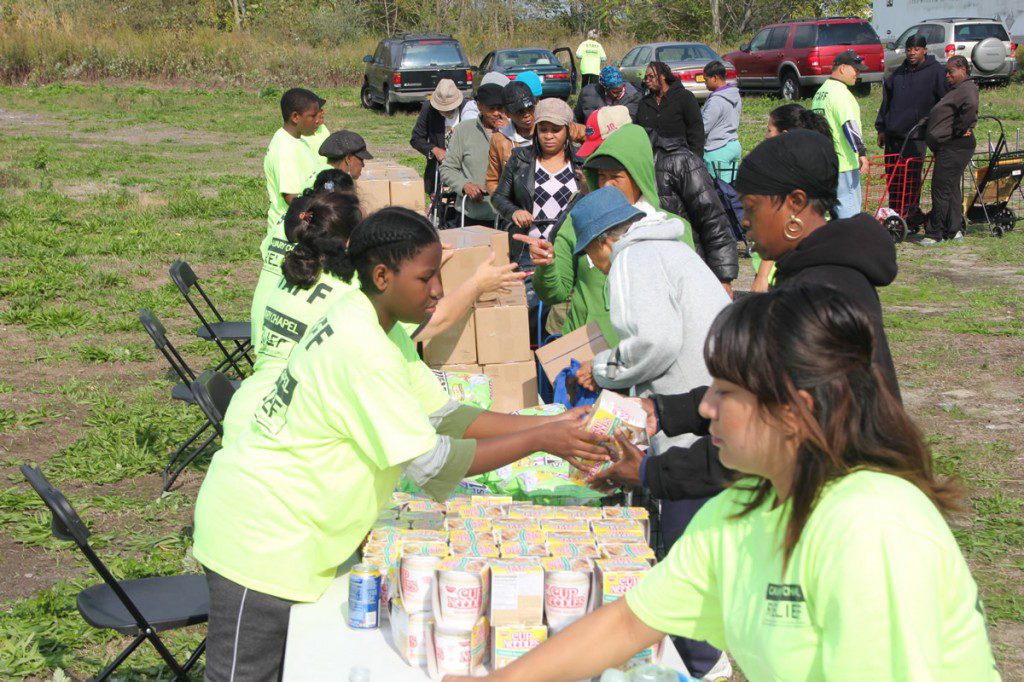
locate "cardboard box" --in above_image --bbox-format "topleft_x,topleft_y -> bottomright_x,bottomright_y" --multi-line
491,625 -> 548,669
438,226 -> 511,302
593,558 -> 650,606
356,177 -> 391,214
534,321 -> 610,384
483,361 -> 538,413
489,560 -> 545,626
390,178 -> 425,212
475,303 -> 531,365
423,310 -> 476,366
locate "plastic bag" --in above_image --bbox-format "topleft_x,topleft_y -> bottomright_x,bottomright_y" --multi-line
551,358 -> 599,410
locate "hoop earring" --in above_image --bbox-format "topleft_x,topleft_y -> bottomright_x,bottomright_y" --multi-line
783,215 -> 804,241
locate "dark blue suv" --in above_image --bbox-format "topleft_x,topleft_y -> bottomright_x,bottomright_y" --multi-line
361,33 -> 473,115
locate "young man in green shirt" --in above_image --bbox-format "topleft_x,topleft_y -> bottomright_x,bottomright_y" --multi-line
811,50 -> 869,218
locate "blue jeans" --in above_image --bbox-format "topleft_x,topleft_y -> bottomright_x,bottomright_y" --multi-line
836,169 -> 862,219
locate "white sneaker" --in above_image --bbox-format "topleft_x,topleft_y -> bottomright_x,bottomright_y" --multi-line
952,231 -> 964,243
701,653 -> 733,681
917,236 -> 942,246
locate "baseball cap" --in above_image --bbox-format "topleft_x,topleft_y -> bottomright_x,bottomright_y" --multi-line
833,49 -> 868,72
570,187 -> 644,256
319,130 -> 373,161
577,106 -> 632,157
534,98 -> 573,127
514,71 -> 544,97
503,81 -> 537,114
599,67 -> 625,89
476,83 -> 505,107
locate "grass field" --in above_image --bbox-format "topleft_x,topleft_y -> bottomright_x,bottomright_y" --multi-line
1,81 -> 1023,680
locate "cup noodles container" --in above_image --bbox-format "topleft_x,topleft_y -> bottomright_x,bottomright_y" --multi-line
402,541 -> 449,557
400,554 -> 442,613
427,616 -> 489,678
497,528 -> 547,544
546,531 -> 595,543
541,519 -> 590,533
593,520 -> 648,543
548,540 -> 599,559
598,543 -> 656,563
390,597 -> 434,666
402,511 -> 446,529
584,390 -> 650,451
494,519 -> 540,532
471,495 -> 513,506
453,504 -> 506,519
555,506 -> 604,520
405,498 -> 447,513
402,529 -> 449,542
447,516 -> 493,533
499,541 -> 548,558
544,569 -> 593,631
508,505 -> 557,520
433,557 -> 491,630
450,539 -> 499,558
491,625 -> 548,669
390,492 -> 414,506
489,560 -> 545,627
602,506 -> 650,521
594,558 -> 650,605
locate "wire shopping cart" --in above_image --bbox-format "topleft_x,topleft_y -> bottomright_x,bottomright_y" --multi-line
965,115 -> 1023,237
862,131 -> 934,244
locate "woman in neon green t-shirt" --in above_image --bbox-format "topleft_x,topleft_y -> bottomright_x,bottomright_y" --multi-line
446,285 -> 998,682
194,207 -> 610,681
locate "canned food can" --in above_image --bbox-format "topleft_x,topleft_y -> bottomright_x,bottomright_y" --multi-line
348,563 -> 381,629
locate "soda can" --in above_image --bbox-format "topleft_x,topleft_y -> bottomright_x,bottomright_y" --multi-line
348,562 -> 381,629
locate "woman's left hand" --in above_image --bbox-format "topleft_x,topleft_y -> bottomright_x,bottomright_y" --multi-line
586,430 -> 644,490
576,360 -> 597,392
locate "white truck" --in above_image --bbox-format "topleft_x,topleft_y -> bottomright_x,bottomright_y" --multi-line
872,0 -> 1023,43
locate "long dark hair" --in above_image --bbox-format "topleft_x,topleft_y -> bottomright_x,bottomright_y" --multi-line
532,123 -> 575,164
281,191 -> 362,288
648,61 -> 678,85
769,103 -> 832,141
704,284 -> 961,567
337,207 -> 439,292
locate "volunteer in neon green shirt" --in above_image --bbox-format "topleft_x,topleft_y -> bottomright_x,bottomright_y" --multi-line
576,30 -> 607,87
194,207 -> 610,680
451,286 -> 999,682
811,49 -> 869,219
225,190 -> 362,446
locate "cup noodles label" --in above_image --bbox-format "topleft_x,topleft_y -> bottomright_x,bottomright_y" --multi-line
438,556 -> 488,572
593,530 -> 648,544
402,529 -> 448,542
500,541 -> 548,557
598,543 -> 656,562
541,519 -> 590,533
471,495 -> 513,506
554,506 -> 603,519
584,391 -> 650,450
453,504 -> 506,519
492,625 -> 548,669
390,492 -> 414,505
508,505 -> 557,519
489,561 -> 545,627
546,531 -> 595,543
399,555 -> 441,613
402,541 -> 449,557
494,519 -> 540,532
602,506 -> 650,520
450,540 -> 499,558
497,528 -> 547,544
548,541 -> 599,559
428,616 -> 489,677
596,558 -> 650,604
405,499 -> 446,513
390,598 -> 434,665
592,519 -> 644,532
447,516 -> 493,532
541,557 -> 593,573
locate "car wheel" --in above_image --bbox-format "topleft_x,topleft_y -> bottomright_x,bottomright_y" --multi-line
384,88 -> 397,116
780,71 -> 801,101
360,82 -> 376,110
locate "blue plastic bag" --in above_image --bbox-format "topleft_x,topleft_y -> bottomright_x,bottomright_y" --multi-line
551,358 -> 600,409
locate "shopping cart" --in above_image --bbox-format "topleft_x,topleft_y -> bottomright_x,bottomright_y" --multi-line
965,115 -> 1023,237
862,131 -> 934,244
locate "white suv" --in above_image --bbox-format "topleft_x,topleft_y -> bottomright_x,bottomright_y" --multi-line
884,18 -> 1017,84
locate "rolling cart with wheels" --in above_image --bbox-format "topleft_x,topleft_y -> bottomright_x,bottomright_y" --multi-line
964,115 -> 1023,238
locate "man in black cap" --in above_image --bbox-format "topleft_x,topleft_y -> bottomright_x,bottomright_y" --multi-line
875,33 -> 948,223
317,130 -> 373,180
440,83 -> 507,226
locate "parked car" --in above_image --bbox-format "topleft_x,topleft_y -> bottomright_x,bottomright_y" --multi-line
361,33 -> 473,115
615,42 -> 735,101
474,48 -> 578,99
884,18 -> 1017,84
723,17 -> 885,100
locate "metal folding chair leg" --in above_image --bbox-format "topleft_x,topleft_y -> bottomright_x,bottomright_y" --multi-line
95,633 -> 148,681
162,422 -> 215,492
182,638 -> 207,673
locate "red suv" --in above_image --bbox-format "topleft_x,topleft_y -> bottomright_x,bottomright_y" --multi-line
724,18 -> 884,100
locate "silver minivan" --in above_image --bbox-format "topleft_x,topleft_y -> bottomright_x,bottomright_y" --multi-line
884,18 -> 1017,84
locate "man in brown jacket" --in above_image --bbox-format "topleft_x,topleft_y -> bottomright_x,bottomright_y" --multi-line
920,56 -> 979,245
486,82 -> 586,193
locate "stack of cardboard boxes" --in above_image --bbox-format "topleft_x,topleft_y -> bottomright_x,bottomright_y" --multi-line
357,160 -> 425,214
423,226 -> 538,413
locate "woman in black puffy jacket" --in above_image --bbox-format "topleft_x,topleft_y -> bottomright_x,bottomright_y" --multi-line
649,132 -> 738,294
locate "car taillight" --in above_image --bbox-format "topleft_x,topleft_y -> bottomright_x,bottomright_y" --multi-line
466,69 -> 473,84
725,69 -> 737,79
547,72 -> 569,79
945,43 -> 956,58
507,74 -> 517,80
808,48 -> 820,68
1012,43 -> 1018,58
674,70 -> 700,81
393,73 -> 402,86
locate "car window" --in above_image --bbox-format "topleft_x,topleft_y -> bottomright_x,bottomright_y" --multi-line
766,27 -> 790,50
498,50 -> 557,68
373,43 -> 386,63
920,25 -> 945,44
750,28 -> 772,52
480,54 -> 493,71
955,23 -> 1009,42
818,22 -> 881,46
637,47 -> 652,65
400,41 -> 465,68
793,25 -> 817,49
655,44 -> 718,62
894,25 -> 923,48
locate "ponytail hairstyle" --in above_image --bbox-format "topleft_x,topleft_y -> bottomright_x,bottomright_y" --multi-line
336,207 -> 439,292
312,168 -> 355,194
769,103 -> 833,142
281,191 -> 362,288
703,284 -> 961,569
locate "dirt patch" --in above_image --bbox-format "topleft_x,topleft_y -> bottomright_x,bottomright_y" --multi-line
0,540 -> 86,602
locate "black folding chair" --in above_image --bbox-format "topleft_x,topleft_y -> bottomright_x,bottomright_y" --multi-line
20,464 -> 208,680
162,370 -> 236,493
168,260 -> 253,377
139,309 -> 200,404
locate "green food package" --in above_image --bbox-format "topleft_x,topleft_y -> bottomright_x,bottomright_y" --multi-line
431,370 -> 493,410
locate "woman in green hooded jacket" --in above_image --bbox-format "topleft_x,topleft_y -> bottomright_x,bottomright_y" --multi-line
517,124 -> 694,344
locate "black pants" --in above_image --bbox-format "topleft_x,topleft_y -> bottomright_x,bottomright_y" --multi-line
884,135 -> 926,218
581,73 -> 598,87
928,136 -> 976,240
204,569 -> 296,682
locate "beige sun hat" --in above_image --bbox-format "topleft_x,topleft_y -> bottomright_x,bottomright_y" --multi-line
430,79 -> 464,112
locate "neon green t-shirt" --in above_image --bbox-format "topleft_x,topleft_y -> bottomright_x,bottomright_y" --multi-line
305,123 -> 331,163
576,40 -> 606,76
225,271 -> 356,447
811,78 -> 861,173
193,290 -> 453,602
263,127 -> 322,234
626,471 -> 998,681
